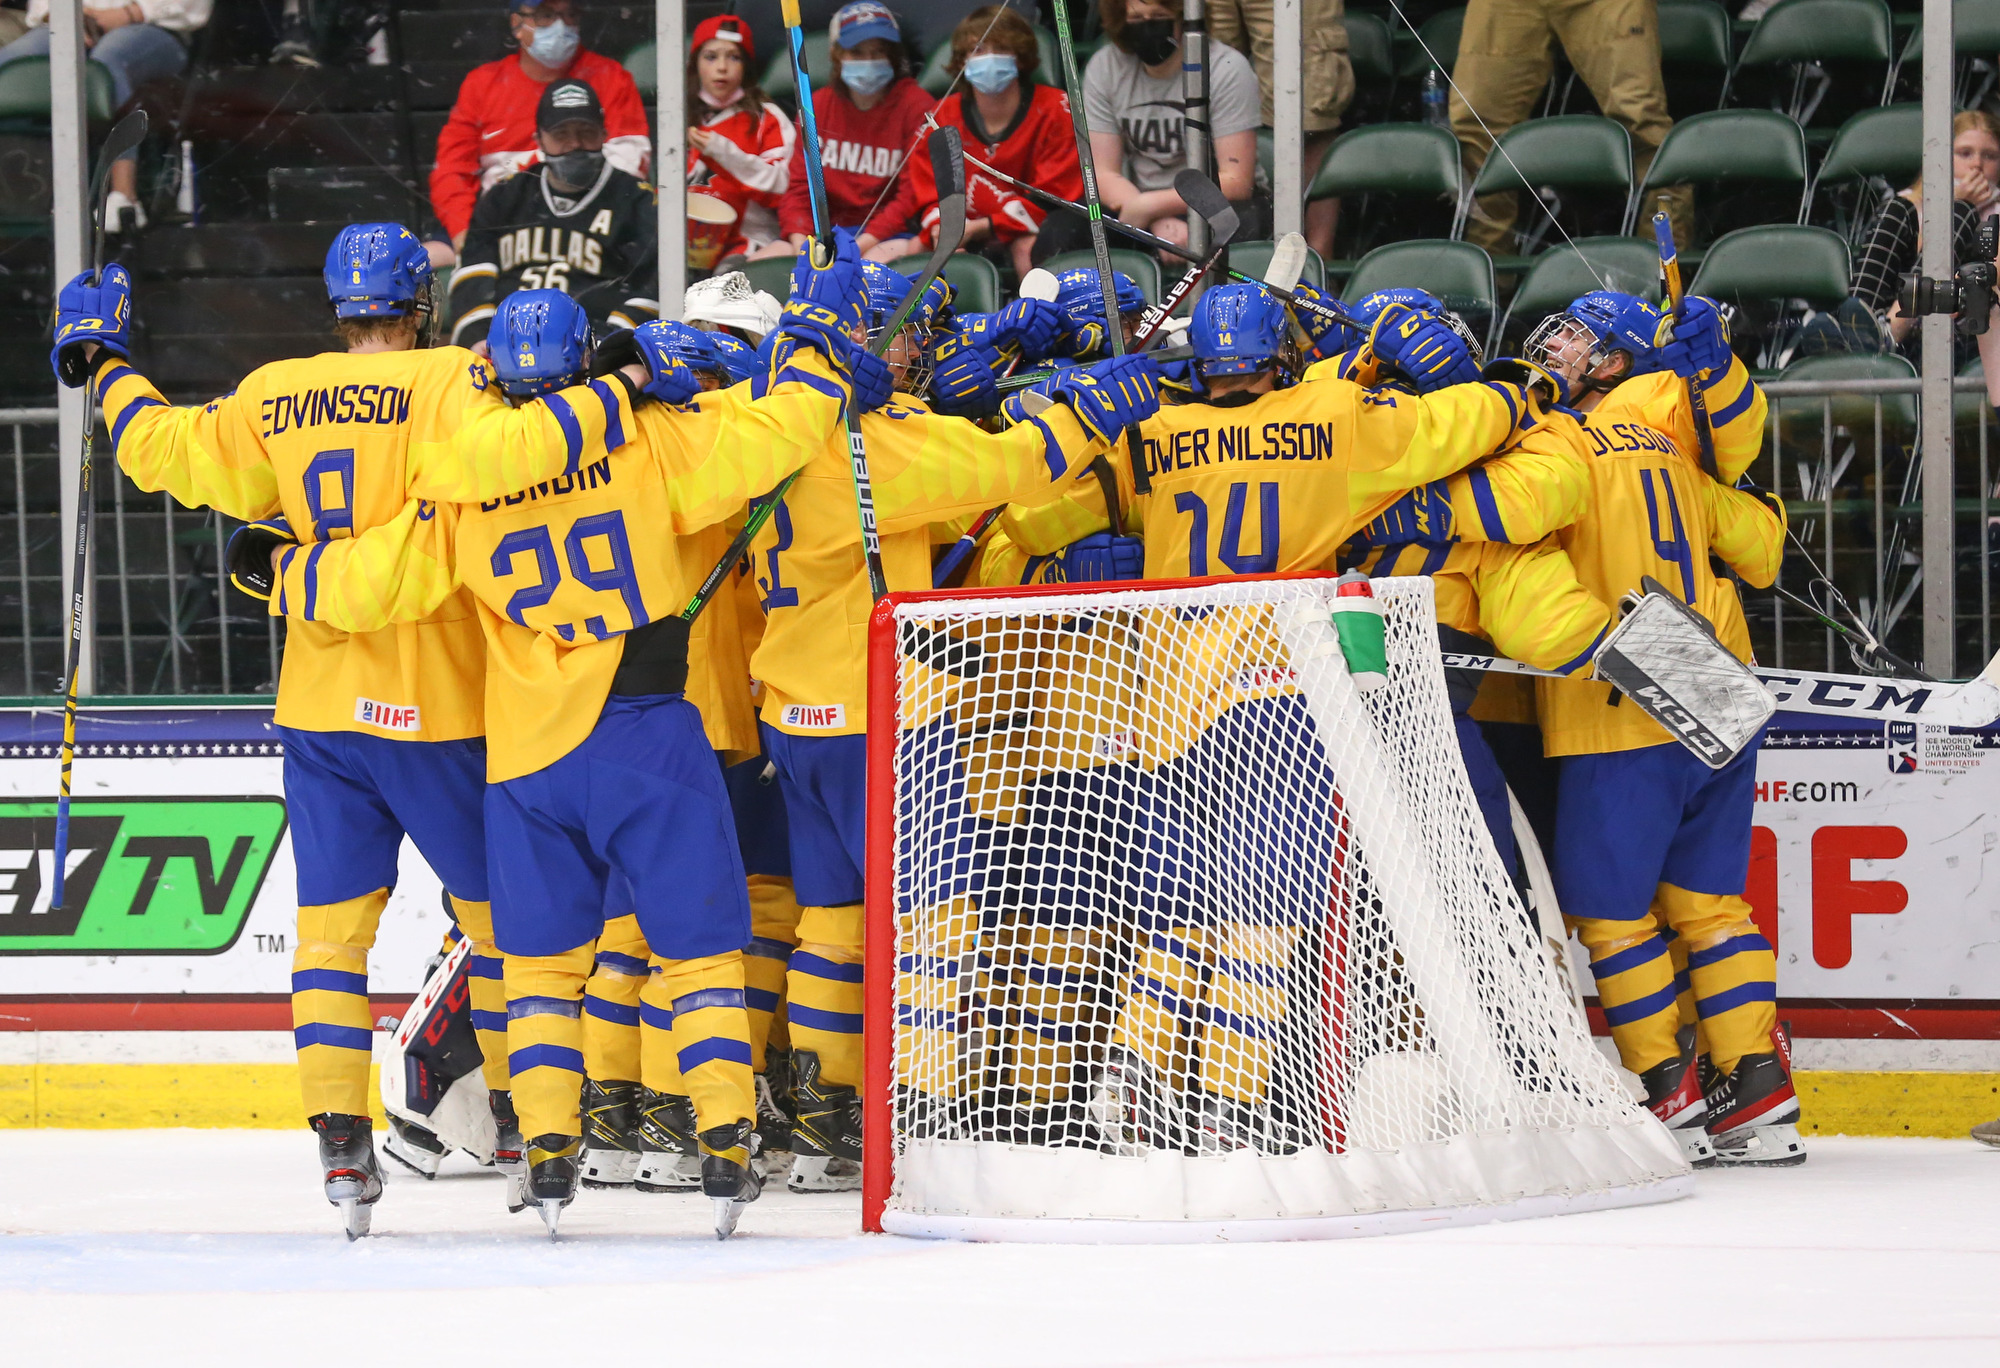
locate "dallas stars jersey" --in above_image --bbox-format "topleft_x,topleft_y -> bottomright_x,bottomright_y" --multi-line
447,163 -> 659,347
1539,377 -> 1786,758
750,396 -> 1111,738
97,349 -> 631,742
268,349 -> 850,780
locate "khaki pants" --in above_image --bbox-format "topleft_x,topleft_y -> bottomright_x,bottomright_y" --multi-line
1208,0 -> 1357,133
1449,0 -> 1690,252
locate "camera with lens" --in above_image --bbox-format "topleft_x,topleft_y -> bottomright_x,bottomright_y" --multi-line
1899,213 -> 2000,337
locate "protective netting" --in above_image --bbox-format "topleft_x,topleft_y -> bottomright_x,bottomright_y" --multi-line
872,576 -> 1688,1241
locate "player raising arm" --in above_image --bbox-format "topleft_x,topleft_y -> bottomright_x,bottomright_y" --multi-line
47,222 -> 649,1239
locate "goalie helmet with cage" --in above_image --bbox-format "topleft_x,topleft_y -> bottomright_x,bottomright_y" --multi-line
1356,287 -> 1485,372
861,259 -> 950,396
1523,290 -> 1660,400
323,221 -> 438,346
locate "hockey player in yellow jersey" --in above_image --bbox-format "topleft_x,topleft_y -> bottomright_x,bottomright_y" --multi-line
748,259 -> 1166,1188
258,247 -> 880,1236
1525,289 -> 1799,1168
49,224 -> 648,1237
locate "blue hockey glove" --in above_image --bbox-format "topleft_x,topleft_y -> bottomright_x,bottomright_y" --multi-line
997,362 -> 1071,426
851,348 -> 894,413
927,334 -> 1000,418
1048,354 -> 1165,446
775,228 -> 867,369
1290,282 -> 1361,359
1654,296 -> 1731,383
225,516 -> 298,602
1058,531 -> 1145,583
1361,480 -> 1456,548
1368,300 -> 1482,392
977,296 -> 1066,361
51,264 -> 133,388
631,322 -> 702,404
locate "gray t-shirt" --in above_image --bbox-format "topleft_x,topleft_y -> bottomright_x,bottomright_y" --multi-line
1082,39 -> 1262,194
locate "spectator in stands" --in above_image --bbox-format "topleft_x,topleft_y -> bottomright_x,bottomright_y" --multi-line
685,11 -> 794,267
0,0 -> 212,233
1084,0 -> 1263,249
1448,0 -> 1687,255
910,4 -> 1083,278
1203,0 -> 1352,260
0,2 -> 29,48
426,0 -> 650,267
756,1 -> 932,266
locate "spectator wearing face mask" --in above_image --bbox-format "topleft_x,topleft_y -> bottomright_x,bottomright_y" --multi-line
427,0 -> 652,266
758,1 -> 935,265
686,12 -> 797,265
908,4 -> 1084,279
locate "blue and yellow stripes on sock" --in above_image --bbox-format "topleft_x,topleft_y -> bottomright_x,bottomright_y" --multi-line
504,945 -> 593,1139
787,903 -> 865,1088
292,887 -> 389,1117
583,914 -> 648,1085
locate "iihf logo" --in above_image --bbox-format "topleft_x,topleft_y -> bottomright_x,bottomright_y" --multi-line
1886,720 -> 1918,773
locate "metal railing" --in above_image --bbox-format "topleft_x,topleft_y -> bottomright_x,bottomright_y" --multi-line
5,376 -> 1998,698
1,407 -> 282,700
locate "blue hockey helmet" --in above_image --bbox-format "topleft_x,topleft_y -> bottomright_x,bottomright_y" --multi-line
1190,282 -> 1290,378
488,289 -> 592,398
707,329 -> 761,384
860,260 -> 949,337
1054,267 -> 1146,328
1355,286 -> 1486,370
324,223 -> 435,331
643,320 -> 731,386
1525,289 -> 1660,392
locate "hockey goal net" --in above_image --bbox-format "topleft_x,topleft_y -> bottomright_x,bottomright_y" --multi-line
861,573 -> 1689,1242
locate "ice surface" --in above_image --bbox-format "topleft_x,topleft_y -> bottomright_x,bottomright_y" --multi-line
2,1131 -> 1996,1366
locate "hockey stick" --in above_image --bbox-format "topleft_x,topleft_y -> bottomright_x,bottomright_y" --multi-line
51,108 -> 149,915
674,127 -> 969,622
1653,212 -> 1720,481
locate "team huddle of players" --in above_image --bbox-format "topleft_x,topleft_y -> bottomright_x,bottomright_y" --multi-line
45,213 -> 1802,1239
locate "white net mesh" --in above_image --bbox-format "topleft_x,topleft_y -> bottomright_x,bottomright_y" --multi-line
874,576 -> 1688,1240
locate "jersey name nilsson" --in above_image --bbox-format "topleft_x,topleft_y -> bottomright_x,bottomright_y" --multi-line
478,456 -> 614,511
1142,420 -> 1341,476
261,384 -> 412,437
497,225 -> 605,275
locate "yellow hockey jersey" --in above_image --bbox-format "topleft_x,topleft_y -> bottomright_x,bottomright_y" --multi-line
1583,355 -> 1766,484
98,349 -> 632,742
268,350 -> 850,780
749,395 -> 1111,738
1538,379 -> 1786,757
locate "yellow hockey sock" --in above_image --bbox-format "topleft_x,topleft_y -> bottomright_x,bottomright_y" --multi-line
744,874 -> 801,1071
639,964 -> 683,1095
896,896 -> 981,1098
656,951 -> 756,1137
583,913 -> 648,1084
1659,882 -> 1778,1076
293,887 -> 388,1119
1113,924 -> 1206,1083
1574,911 -> 1681,1076
504,945 -> 593,1140
450,895 -> 511,1091
1004,921 -> 1100,1106
787,902 -> 865,1088
1197,922 -> 1300,1106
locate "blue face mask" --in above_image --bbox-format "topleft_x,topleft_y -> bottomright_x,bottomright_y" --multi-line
526,19 -> 580,68
963,54 -> 1018,95
841,58 -> 895,97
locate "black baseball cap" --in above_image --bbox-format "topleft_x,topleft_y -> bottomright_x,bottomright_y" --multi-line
537,78 -> 604,133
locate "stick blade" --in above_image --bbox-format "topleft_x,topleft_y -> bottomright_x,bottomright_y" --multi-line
1018,267 -> 1061,302
1172,169 -> 1240,245
90,109 -> 148,206
1262,233 -> 1309,294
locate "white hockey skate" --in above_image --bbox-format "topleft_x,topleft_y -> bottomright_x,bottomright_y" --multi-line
1086,1045 -> 1175,1156
383,1116 -> 448,1179
787,1154 -> 862,1192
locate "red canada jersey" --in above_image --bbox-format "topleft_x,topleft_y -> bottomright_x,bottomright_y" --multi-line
911,82 -> 1083,245
429,50 -> 652,240
688,99 -> 797,257
777,78 -> 936,243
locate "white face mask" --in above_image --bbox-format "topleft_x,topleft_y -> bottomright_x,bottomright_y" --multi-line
842,58 -> 894,97
963,54 -> 1018,95
526,19 -> 580,68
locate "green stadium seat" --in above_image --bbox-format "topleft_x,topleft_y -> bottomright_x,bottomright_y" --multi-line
1687,224 -> 1851,309
761,31 -> 834,109
1659,0 -> 1732,71
1775,350 -> 1917,430
1463,116 -> 1633,240
891,251 -> 1003,316
1809,103 -> 1920,224
1500,237 -> 1664,340
1345,12 -> 1396,86
1225,239 -> 1328,290
624,40 -> 656,99
1039,248 -> 1163,303
0,56 -> 117,122
918,26 -> 1064,98
1733,0 -> 1897,112
1635,109 -> 1810,226
1396,8 -> 1464,80
1308,122 -> 1462,205
1896,0 -> 2000,60
737,255 -> 800,305
1341,239 -> 1497,351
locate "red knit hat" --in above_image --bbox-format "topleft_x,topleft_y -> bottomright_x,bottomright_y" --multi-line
690,14 -> 756,69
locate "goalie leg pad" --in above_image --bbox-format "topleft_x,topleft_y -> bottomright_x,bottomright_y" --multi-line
1658,882 -> 1777,1077
1572,915 -> 1682,1078
450,895 -> 511,1090
293,887 -> 389,1119
504,945 -> 593,1142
